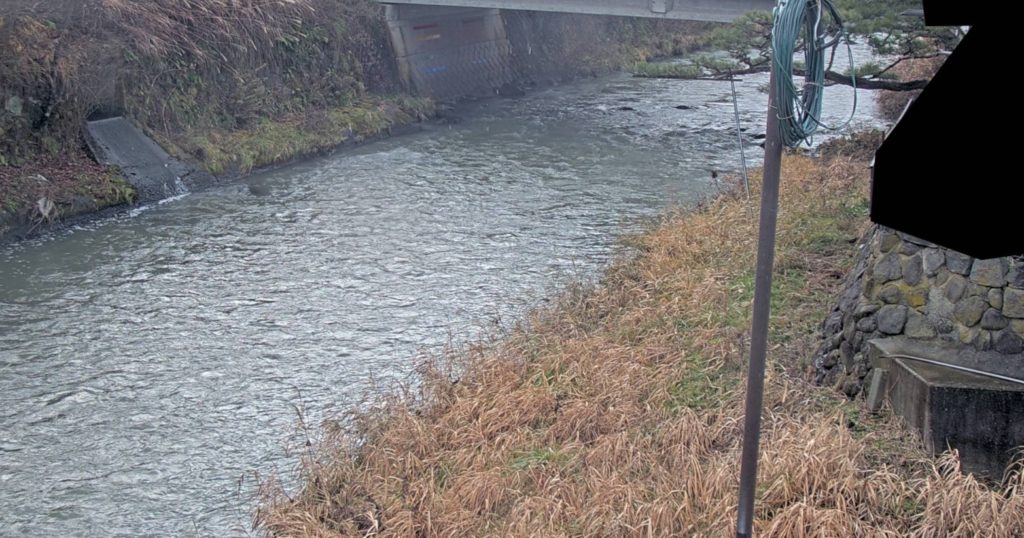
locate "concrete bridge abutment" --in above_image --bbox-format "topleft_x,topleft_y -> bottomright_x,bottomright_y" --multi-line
386,4 -> 513,98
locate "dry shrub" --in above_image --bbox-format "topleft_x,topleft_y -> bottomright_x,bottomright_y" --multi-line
0,13 -> 93,160
876,56 -> 947,121
256,153 -> 1023,534
100,0 -> 318,63
105,0 -> 401,134
817,129 -> 885,162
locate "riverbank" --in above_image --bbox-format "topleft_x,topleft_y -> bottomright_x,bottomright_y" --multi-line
0,153 -> 132,237
256,143 -> 1023,536
0,1 -> 428,239
0,96 -> 433,240
0,1 -> 712,242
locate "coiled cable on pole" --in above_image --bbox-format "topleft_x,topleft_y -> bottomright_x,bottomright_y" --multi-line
771,0 -> 856,147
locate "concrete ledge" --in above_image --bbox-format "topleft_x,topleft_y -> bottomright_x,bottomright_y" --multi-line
868,337 -> 1024,479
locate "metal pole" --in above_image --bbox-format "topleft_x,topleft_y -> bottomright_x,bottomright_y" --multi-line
734,62 -> 784,538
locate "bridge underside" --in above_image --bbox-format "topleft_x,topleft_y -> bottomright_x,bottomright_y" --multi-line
384,0 -> 772,99
383,0 -> 772,23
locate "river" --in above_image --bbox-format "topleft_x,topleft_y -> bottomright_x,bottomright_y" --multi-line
0,59 -> 886,535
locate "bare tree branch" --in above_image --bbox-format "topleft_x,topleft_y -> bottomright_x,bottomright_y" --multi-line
821,70 -> 928,90
873,52 -> 950,79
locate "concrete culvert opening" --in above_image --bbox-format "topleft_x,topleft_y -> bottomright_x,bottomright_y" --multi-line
86,105 -> 126,123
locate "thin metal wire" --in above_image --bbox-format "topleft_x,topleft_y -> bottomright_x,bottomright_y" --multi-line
730,74 -> 752,212
884,354 -> 1024,386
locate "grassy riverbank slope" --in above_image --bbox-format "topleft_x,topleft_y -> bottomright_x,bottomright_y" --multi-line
257,147 -> 1023,536
1,0 -> 426,232
1,1 -> 712,238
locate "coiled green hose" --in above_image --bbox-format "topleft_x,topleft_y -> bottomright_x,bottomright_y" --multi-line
771,0 -> 856,147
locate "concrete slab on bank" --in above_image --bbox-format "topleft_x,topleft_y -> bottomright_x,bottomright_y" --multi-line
84,117 -> 210,203
868,337 -> 1024,480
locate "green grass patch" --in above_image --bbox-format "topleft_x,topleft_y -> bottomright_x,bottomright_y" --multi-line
433,460 -> 456,490
665,355 -> 728,413
510,446 -> 571,471
178,96 -> 434,175
631,62 -> 702,79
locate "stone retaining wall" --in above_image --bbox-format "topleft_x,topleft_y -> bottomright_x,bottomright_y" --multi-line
815,225 -> 1024,396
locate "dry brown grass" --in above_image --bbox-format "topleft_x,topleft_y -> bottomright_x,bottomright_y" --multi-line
876,56 -> 947,121
255,152 -> 1024,536
1,0 -> 399,163
100,0 -> 315,61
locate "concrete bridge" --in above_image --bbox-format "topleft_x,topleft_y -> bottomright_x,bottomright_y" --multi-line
384,0 -> 773,22
381,0 -> 773,97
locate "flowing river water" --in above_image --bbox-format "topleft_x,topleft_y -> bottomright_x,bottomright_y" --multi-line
1,56 -> 887,535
